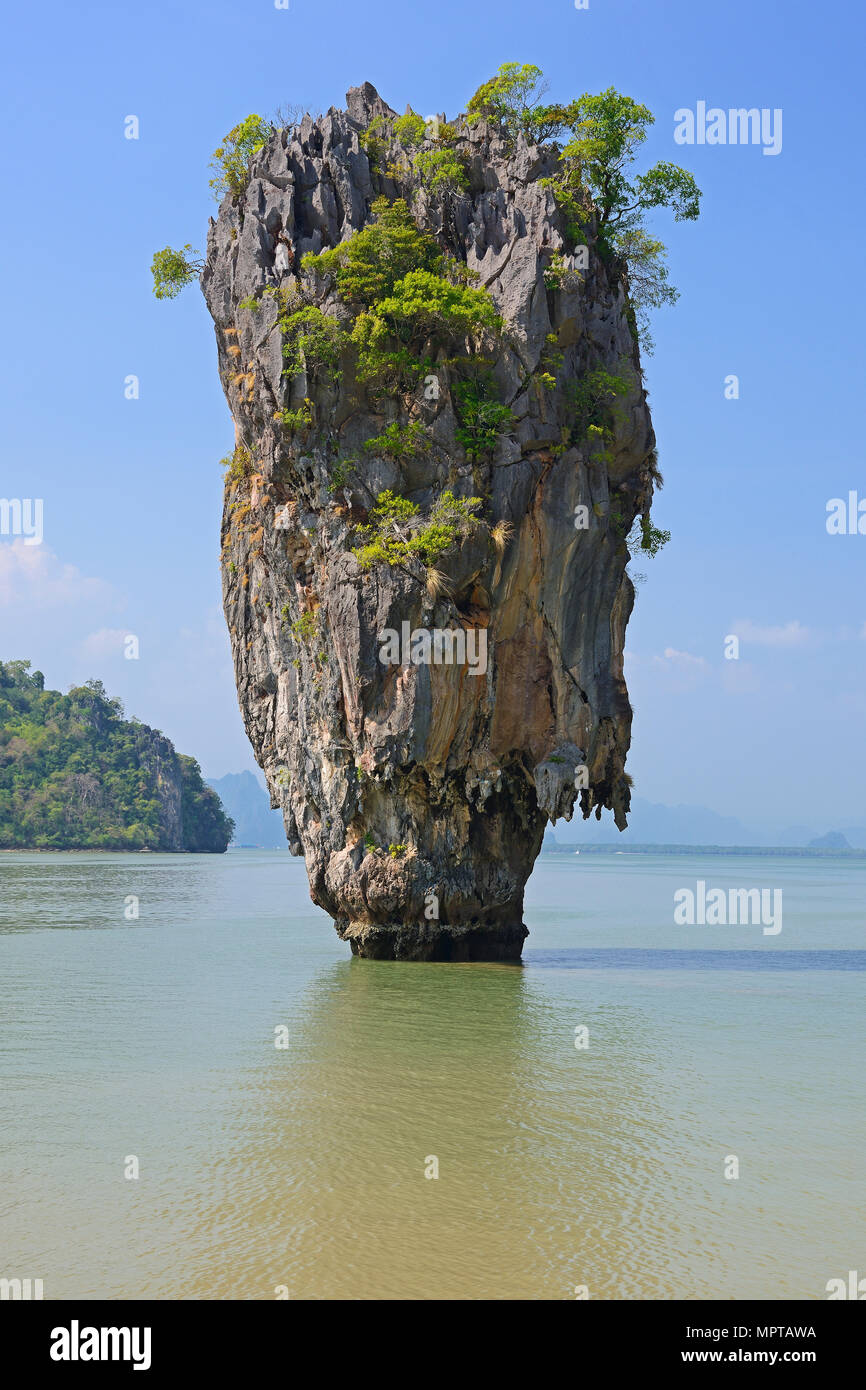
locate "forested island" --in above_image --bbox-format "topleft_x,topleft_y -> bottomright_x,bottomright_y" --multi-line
0,660 -> 233,851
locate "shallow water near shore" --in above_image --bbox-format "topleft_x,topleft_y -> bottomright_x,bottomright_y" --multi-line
0,849 -> 862,1300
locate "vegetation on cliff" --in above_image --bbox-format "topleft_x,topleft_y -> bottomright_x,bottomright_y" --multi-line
0,661 -> 233,851
466,63 -> 700,350
152,62 -> 698,569
301,196 -> 500,386
154,63 -> 700,354
351,489 -> 483,570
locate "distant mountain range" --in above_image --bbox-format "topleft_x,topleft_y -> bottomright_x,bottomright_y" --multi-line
552,796 -> 866,850
207,771 -> 286,848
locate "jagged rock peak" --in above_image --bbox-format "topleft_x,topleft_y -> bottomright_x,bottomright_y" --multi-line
345,82 -> 397,127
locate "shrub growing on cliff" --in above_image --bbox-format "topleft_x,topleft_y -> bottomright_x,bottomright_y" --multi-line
209,114 -> 272,199
548,87 -> 699,349
363,421 -> 430,462
222,444 -> 253,483
467,62 -> 564,143
565,365 -> 631,443
270,101 -> 305,133
151,245 -> 204,299
281,306 -> 349,382
327,457 -> 356,493
290,611 -> 318,642
634,516 -> 670,557
415,147 -> 468,191
562,91 -> 700,236
612,228 -> 680,354
543,250 -> 583,291
352,490 -> 418,568
278,399 -> 314,433
352,489 -> 482,571
393,110 -> 427,146
302,198 -> 441,306
354,269 -> 500,358
359,115 -> 388,165
302,198 -> 499,385
453,377 -> 514,460
609,501 -> 670,560
407,491 -> 483,566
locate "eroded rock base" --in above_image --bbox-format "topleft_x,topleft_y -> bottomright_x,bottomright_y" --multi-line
338,920 -> 529,962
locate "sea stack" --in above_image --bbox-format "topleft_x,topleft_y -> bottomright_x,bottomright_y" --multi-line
202,84 -> 657,959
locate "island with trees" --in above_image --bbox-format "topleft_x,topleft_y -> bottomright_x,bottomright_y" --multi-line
0,661 -> 233,851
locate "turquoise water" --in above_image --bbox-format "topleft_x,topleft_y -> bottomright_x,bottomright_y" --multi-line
0,849 -> 862,1299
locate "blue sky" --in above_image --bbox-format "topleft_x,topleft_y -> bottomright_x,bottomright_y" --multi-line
1,0 -> 863,829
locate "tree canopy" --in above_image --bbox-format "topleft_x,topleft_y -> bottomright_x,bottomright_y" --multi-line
467,62 -> 563,143
209,114 -> 273,200
150,244 -> 204,300
0,661 -> 233,851
558,88 -> 700,235
467,65 -> 701,349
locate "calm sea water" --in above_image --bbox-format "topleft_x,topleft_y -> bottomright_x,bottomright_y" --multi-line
0,849 -> 862,1300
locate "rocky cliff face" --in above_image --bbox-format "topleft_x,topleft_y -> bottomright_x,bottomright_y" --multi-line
202,84 -> 657,959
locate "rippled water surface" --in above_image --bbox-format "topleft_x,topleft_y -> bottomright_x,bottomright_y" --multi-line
0,850 -> 862,1299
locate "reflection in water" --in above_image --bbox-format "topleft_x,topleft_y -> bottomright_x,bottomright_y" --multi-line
180,959 -> 686,1299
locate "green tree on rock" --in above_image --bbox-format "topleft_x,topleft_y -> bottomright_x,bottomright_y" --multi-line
468,65 -> 701,351
209,114 -> 273,200
151,244 -> 205,299
467,63 -> 564,143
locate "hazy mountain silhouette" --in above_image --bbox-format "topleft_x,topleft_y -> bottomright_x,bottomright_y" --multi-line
207,772 -> 286,848
553,797 -> 866,848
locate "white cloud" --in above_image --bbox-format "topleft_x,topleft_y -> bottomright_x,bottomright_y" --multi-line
653,646 -> 709,671
80,628 -> 132,659
730,618 -> 809,647
628,645 -> 711,695
0,540 -> 118,609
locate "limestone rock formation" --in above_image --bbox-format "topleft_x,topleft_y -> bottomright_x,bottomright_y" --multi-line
202,84 -> 658,959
